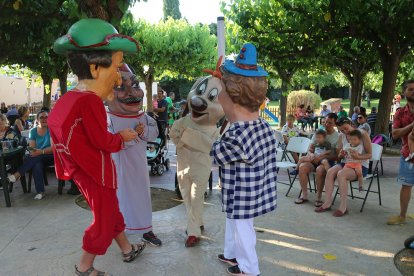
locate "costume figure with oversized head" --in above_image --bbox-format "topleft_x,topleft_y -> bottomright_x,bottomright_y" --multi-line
211,43 -> 278,276
170,58 -> 225,247
106,64 -> 161,246
49,19 -> 147,275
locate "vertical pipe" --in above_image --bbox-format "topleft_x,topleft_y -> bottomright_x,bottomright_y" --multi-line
217,16 -> 225,64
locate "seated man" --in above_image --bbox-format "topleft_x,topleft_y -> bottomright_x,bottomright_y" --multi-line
295,113 -> 339,206
295,104 -> 309,130
319,104 -> 331,125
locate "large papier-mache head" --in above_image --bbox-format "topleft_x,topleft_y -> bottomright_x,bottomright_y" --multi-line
53,18 -> 139,55
220,43 -> 268,112
107,64 -> 144,115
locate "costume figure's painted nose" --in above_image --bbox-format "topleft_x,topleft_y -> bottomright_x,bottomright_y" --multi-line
190,96 -> 208,112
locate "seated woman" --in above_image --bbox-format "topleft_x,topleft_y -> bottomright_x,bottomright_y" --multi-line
14,106 -> 30,133
357,113 -> 371,137
0,114 -> 10,139
7,110 -> 54,200
295,104 -> 309,130
315,117 -> 372,217
13,106 -> 30,145
306,105 -> 318,130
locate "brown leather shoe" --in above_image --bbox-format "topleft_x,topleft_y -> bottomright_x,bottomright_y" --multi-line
185,236 -> 200,247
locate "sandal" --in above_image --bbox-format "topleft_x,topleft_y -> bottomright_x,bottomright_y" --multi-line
314,200 -> 323,207
333,209 -> 348,217
314,206 -> 332,213
122,242 -> 146,263
75,265 -> 112,276
294,198 -> 309,204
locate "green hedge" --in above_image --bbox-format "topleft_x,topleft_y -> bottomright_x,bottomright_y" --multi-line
287,90 -> 322,113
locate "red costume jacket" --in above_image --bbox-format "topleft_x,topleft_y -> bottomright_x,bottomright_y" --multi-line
48,90 -> 123,189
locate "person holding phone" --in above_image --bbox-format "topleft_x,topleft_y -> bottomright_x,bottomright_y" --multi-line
7,110 -> 53,199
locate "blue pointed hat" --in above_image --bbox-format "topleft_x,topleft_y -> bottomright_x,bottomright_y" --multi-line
222,43 -> 268,77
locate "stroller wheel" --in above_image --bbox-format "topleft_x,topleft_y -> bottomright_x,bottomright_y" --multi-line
157,164 -> 164,175
164,158 -> 170,171
404,235 -> 414,249
151,165 -> 158,175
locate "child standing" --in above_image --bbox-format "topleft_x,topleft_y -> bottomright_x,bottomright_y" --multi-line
341,130 -> 364,191
294,129 -> 332,174
211,43 -> 277,276
152,94 -> 159,110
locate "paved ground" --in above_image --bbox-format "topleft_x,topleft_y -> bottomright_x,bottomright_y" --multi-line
0,143 -> 412,276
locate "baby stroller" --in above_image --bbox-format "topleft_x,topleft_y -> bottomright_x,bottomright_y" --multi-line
146,113 -> 170,176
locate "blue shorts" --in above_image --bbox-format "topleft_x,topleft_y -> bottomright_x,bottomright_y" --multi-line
397,157 -> 414,186
339,163 -> 368,177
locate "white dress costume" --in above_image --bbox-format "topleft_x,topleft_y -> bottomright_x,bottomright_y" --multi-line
108,112 -> 159,234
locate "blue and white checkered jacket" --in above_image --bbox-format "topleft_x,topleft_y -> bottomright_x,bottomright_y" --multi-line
211,118 -> 278,219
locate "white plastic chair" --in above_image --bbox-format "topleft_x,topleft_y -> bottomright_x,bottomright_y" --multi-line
275,137 -> 311,196
274,130 -> 288,161
333,143 -> 383,212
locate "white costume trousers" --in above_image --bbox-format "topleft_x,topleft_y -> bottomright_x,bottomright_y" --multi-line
224,218 -> 260,276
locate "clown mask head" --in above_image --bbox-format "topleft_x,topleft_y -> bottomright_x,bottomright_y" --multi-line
107,64 -> 144,115
187,76 -> 224,126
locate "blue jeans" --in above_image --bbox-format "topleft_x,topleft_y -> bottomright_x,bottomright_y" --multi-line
18,154 -> 54,193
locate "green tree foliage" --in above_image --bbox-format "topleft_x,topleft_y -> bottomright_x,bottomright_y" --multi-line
120,17 -> 217,111
0,0 -> 140,107
321,38 -> 379,115
163,0 -> 181,20
222,0 -> 320,126
224,0 -> 414,134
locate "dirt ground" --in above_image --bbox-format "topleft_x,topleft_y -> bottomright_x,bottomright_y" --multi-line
75,187 -> 182,212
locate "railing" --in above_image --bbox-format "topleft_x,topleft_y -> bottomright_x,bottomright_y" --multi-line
29,102 -> 43,114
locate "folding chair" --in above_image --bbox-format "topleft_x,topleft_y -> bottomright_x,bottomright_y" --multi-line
333,143 -> 383,212
275,137 -> 311,196
274,130 -> 290,162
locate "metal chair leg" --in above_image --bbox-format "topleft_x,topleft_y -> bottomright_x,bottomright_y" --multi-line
28,170 -> 32,193
208,172 -> 213,191
377,174 -> 382,205
285,169 -> 297,197
360,178 -> 374,212
333,187 -> 339,205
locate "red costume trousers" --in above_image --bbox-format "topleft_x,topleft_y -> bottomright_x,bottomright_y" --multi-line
72,170 -> 125,255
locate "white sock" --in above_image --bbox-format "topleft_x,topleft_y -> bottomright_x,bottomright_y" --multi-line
8,174 -> 16,183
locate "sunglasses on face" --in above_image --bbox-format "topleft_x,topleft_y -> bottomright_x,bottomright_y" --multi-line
357,116 -> 363,119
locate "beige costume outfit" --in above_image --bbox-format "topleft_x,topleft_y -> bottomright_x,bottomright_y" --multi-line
170,115 -> 219,237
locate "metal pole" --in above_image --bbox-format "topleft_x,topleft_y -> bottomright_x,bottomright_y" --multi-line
217,16 -> 225,64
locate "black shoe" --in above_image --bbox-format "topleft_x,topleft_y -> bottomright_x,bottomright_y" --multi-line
227,265 -> 247,275
218,254 -> 238,266
142,231 -> 162,246
67,188 -> 81,195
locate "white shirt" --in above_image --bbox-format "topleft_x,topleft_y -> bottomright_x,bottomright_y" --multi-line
281,124 -> 300,138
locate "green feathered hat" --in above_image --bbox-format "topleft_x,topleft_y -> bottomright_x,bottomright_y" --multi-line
54,18 -> 139,55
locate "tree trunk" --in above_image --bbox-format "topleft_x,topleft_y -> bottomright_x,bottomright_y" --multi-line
375,55 -> 400,135
349,74 -> 363,118
57,64 -> 68,96
280,76 -> 292,127
144,73 -> 154,112
41,74 -> 53,108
